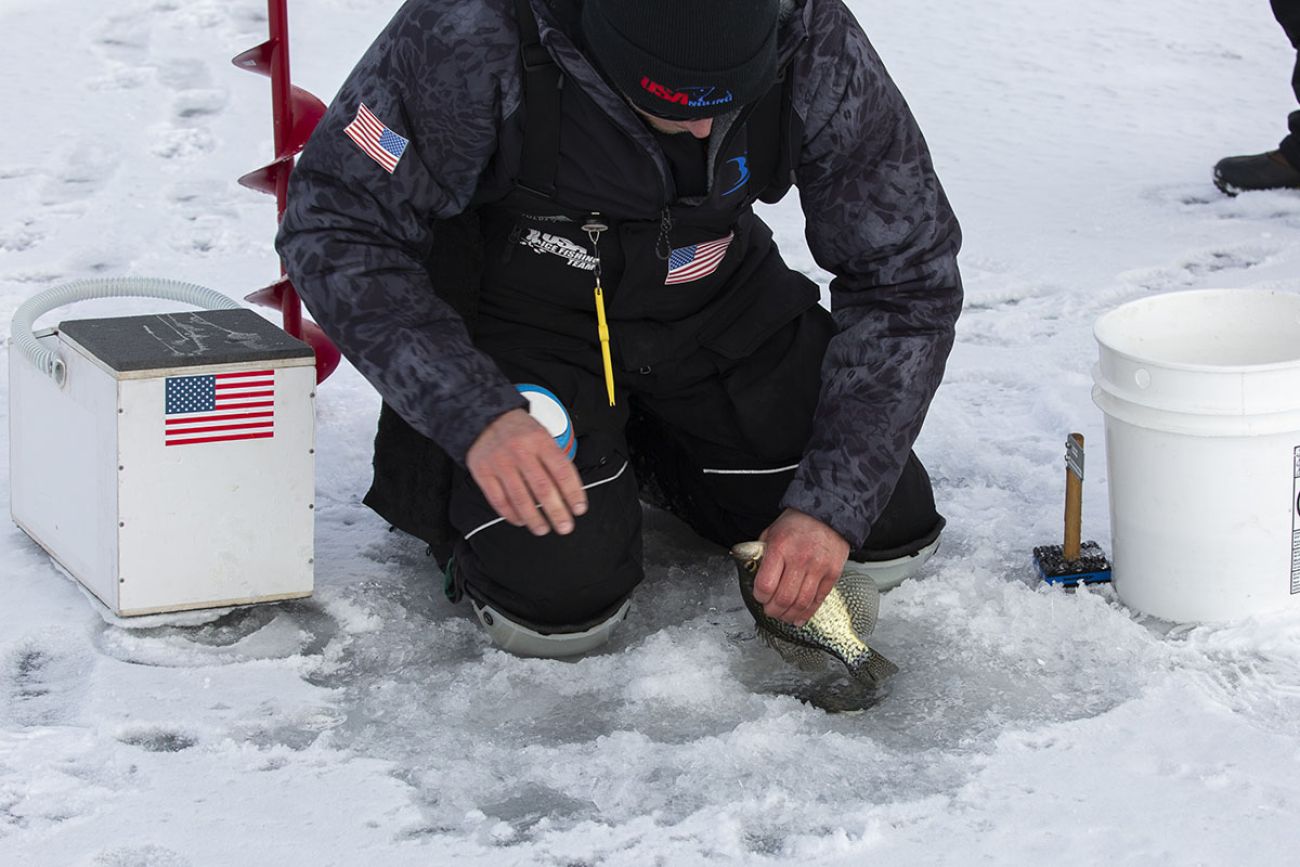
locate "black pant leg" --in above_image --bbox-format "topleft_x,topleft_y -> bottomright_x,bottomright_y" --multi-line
447,343 -> 643,630
627,306 -> 828,547
1271,0 -> 1300,163
630,306 -> 944,556
449,429 -> 643,629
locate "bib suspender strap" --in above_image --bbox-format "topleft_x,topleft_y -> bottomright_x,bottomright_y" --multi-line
752,65 -> 800,205
513,0 -> 563,199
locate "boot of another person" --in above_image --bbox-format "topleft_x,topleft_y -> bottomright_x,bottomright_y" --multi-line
1213,150 -> 1300,195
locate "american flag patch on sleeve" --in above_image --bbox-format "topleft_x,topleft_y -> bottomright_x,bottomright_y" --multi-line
665,233 -> 734,285
343,103 -> 409,173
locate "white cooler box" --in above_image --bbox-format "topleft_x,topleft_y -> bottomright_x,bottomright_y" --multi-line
9,307 -> 316,616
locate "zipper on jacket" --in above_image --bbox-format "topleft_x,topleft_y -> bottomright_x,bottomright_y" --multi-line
655,208 -> 674,260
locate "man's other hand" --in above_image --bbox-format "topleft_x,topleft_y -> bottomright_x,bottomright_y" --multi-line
753,508 -> 850,625
465,408 -> 588,536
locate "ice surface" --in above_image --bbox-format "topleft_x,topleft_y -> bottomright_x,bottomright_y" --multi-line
3,0 -> 1300,863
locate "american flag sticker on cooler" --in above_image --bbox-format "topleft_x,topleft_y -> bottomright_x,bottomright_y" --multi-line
665,233 -> 733,285
343,103 -> 409,173
164,370 -> 276,447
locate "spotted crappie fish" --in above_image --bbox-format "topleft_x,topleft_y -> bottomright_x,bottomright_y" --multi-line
730,541 -> 898,687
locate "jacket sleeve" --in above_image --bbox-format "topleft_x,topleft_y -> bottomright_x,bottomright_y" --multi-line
779,0 -> 963,548
276,0 -> 526,463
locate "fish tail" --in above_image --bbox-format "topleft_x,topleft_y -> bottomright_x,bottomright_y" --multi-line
758,626 -> 834,673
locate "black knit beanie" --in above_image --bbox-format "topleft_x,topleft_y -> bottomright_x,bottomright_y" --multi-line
581,0 -> 780,120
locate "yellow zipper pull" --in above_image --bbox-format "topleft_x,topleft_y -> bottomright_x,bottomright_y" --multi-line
583,214 -> 616,407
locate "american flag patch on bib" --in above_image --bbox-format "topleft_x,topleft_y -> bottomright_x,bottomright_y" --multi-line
665,233 -> 733,284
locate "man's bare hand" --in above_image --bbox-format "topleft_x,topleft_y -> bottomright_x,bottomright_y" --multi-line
465,408 -> 588,536
752,508 -> 850,625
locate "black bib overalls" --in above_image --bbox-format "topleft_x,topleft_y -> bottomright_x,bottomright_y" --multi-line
444,58 -> 940,629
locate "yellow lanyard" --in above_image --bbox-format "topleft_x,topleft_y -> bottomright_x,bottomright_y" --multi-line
584,215 -> 616,406
593,281 -> 615,406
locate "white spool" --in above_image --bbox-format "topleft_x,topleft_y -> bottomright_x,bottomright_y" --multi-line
516,384 -> 576,461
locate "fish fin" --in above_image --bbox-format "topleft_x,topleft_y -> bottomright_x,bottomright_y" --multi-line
758,627 -> 834,673
836,563 -> 882,638
835,565 -> 897,685
762,625 -> 898,690
847,648 -> 899,688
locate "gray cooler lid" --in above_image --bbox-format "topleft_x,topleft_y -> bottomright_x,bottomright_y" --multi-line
58,308 -> 315,373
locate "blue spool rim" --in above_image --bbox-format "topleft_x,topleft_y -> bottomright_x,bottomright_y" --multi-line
516,382 -> 573,450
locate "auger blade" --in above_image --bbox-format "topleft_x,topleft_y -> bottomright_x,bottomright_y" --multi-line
237,157 -> 293,197
286,87 -> 327,154
232,40 -> 276,77
244,276 -> 292,309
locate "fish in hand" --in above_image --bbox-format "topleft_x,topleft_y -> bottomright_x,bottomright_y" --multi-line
730,541 -> 898,687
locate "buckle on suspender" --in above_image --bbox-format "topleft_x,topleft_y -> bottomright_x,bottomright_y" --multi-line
521,42 -> 553,72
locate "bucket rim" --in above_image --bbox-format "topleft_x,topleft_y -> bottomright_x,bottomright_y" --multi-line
1094,287 -> 1300,374
1094,343 -> 1300,375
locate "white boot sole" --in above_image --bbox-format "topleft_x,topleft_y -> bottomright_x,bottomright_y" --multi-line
848,536 -> 941,591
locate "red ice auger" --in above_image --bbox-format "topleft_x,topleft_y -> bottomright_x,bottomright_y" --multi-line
233,0 -> 341,383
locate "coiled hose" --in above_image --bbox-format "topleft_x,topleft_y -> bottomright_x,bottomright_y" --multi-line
10,276 -> 239,386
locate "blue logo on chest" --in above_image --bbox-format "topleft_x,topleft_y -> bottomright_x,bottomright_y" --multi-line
723,155 -> 750,197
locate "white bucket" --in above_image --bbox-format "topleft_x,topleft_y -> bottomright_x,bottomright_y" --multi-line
1092,288 -> 1300,622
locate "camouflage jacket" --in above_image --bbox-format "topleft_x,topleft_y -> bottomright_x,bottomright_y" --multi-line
276,0 -> 963,549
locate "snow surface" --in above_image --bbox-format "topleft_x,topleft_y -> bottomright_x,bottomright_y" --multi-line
3,0 -> 1300,863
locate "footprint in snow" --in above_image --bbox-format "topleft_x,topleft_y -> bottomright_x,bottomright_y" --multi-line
1188,247 -> 1270,275
0,220 -> 43,254
155,57 -> 209,91
1144,182 -> 1300,222
961,282 -> 1044,312
91,844 -> 193,867
93,15 -> 153,67
150,127 -> 217,161
1141,183 -> 1222,208
173,89 -> 228,121
0,638 -> 93,728
1117,244 -> 1274,294
37,142 -> 121,208
116,727 -> 199,753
